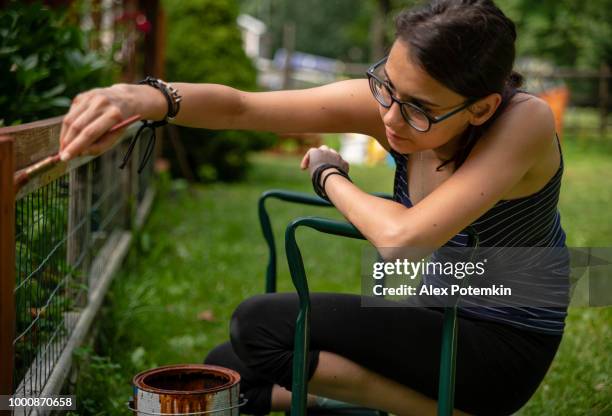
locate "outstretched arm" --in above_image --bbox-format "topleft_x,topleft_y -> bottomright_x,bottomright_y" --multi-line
59,79 -> 384,160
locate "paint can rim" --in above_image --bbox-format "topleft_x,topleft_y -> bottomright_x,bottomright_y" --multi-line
133,364 -> 240,395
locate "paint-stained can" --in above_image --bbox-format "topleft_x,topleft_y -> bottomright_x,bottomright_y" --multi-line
129,364 -> 243,415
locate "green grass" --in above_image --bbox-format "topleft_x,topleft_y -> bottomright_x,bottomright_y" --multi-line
68,138 -> 611,415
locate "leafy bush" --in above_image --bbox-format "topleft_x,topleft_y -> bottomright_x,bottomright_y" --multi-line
163,0 -> 275,182
0,1 -> 117,126
66,346 -> 127,415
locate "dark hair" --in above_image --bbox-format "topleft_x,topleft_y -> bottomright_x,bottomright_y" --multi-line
395,0 -> 524,170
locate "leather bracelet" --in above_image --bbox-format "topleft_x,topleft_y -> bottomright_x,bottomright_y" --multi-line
121,78 -> 181,173
138,76 -> 182,121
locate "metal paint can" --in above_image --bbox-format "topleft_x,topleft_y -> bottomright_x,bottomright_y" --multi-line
129,364 -> 243,415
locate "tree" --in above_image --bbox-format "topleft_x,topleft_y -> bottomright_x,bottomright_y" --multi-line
497,0 -> 612,69
241,0 -> 376,62
163,0 -> 274,182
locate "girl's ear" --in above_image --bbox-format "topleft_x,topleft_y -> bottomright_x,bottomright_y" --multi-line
468,93 -> 502,126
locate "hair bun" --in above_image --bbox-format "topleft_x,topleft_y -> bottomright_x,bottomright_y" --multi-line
507,71 -> 524,89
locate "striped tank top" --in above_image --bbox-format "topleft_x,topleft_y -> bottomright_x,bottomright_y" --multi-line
391,134 -> 569,334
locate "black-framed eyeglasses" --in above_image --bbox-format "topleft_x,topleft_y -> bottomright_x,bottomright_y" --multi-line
366,56 -> 476,132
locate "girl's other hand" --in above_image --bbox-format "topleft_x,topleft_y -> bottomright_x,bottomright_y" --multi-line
300,145 -> 350,177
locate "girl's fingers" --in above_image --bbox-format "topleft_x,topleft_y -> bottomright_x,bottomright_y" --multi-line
61,106 -> 122,161
301,148 -> 314,169
60,104 -> 103,157
60,95 -> 90,150
300,154 -> 309,169
83,128 -> 125,156
61,108 -> 122,160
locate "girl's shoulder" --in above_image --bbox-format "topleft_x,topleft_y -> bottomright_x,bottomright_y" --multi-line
487,90 -> 556,148
481,91 -> 560,201
504,91 -> 554,126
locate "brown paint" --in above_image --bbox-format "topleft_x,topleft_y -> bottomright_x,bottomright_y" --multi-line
144,369 -> 227,391
159,393 -> 208,413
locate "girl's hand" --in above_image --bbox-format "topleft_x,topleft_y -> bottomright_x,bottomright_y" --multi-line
59,85 -> 136,161
300,145 -> 350,178
59,83 -> 167,161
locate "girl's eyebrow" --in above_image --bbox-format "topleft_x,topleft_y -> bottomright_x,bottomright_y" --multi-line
382,67 -> 440,108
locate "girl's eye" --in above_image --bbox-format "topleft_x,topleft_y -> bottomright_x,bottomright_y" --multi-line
412,101 -> 431,113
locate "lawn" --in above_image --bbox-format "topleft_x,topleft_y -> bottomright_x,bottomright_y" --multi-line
68,137 -> 611,415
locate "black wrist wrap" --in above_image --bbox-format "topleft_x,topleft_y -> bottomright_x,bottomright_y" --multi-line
311,163 -> 351,201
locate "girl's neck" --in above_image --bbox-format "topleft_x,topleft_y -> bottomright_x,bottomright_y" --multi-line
431,131 -> 464,164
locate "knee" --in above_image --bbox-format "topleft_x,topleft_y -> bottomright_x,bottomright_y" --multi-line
229,293 -> 317,391
203,342 -> 274,415
204,342 -> 233,367
229,294 -> 270,363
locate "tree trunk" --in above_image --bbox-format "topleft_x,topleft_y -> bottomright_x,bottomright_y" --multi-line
370,0 -> 391,62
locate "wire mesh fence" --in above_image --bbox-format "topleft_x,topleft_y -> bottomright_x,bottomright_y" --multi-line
0,118 -> 156,415
13,174 -> 74,403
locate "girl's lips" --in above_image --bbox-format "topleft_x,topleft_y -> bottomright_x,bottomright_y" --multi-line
385,128 -> 411,142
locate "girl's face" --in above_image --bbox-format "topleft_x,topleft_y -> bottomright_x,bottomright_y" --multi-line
379,40 -> 474,155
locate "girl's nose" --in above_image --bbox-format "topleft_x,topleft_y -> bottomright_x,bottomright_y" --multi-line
382,101 -> 405,130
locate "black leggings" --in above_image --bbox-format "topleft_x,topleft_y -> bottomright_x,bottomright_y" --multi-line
204,293 -> 563,416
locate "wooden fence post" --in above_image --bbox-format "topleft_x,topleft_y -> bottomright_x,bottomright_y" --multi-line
67,163 -> 93,307
0,136 -> 16,412
281,21 -> 295,90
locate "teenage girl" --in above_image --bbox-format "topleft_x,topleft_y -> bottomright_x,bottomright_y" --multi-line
59,1 -> 568,414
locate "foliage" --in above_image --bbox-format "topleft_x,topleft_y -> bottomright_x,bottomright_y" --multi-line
496,0 -> 612,69
66,346 -> 127,415
0,1 -> 117,127
239,0 -> 423,62
163,0 -> 275,182
240,0 -> 611,71
240,0 -> 378,62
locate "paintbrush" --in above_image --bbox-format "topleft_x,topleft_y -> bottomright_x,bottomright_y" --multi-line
14,114 -> 142,192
